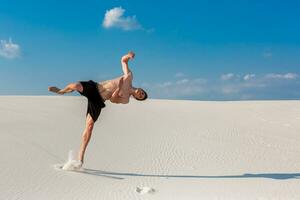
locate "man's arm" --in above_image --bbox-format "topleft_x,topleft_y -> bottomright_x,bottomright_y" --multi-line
121,51 -> 135,75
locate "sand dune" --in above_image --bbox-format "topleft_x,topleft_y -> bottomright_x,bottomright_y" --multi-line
1,96 -> 300,199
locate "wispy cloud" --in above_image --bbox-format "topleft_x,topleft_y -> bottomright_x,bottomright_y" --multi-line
220,73 -> 235,81
265,73 -> 298,80
176,79 -> 189,84
219,78 -> 265,96
102,7 -> 142,31
243,74 -> 256,81
145,78 -> 207,99
0,38 -> 20,59
218,72 -> 299,98
141,72 -> 300,100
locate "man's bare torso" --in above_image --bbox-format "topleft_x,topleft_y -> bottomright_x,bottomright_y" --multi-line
97,72 -> 133,102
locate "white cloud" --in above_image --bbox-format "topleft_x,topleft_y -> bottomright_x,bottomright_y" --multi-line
242,81 -> 266,88
176,79 -> 189,85
141,72 -> 300,100
219,72 -> 299,96
102,7 -> 141,31
158,81 -> 172,87
0,38 -> 20,59
220,79 -> 265,96
220,73 -> 235,81
147,78 -> 207,98
243,74 -> 256,81
265,73 -> 298,80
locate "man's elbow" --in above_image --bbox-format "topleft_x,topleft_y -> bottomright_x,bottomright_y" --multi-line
121,56 -> 129,63
109,97 -> 116,103
110,100 -> 118,104
122,99 -> 129,104
110,98 -> 120,104
121,57 -> 125,63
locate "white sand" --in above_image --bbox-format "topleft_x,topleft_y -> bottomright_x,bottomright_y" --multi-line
1,96 -> 300,200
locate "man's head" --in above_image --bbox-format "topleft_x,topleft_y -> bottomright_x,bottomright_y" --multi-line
133,88 -> 148,101
128,51 -> 135,59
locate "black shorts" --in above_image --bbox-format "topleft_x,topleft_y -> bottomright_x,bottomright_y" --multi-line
78,80 -> 106,122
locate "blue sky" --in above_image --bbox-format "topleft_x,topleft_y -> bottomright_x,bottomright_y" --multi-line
0,0 -> 299,100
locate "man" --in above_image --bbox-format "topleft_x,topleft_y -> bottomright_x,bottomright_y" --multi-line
48,51 -> 148,170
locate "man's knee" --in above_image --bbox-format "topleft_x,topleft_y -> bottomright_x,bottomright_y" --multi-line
75,82 -> 83,93
69,82 -> 83,93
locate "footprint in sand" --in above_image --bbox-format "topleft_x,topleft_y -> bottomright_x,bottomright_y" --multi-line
136,186 -> 156,195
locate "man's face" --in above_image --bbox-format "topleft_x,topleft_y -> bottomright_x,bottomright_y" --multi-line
134,88 -> 145,100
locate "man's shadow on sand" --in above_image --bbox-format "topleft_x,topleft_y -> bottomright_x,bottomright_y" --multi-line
77,168 -> 300,180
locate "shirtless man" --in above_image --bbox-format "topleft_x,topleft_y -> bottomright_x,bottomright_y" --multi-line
48,51 -> 148,170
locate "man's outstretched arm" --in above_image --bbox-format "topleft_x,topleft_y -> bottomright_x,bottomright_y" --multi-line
121,51 -> 135,75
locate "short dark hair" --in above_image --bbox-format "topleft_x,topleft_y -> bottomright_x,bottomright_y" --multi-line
135,88 -> 148,101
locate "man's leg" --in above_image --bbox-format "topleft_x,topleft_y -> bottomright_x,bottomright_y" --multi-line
48,82 -> 83,95
77,113 -> 94,163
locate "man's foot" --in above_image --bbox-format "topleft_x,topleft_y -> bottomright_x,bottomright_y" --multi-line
48,86 -> 64,94
62,160 -> 83,171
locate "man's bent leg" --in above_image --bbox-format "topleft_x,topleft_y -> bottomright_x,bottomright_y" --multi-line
77,113 -> 94,163
48,82 -> 83,95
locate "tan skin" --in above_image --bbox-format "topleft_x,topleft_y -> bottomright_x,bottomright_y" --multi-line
48,52 -> 146,166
